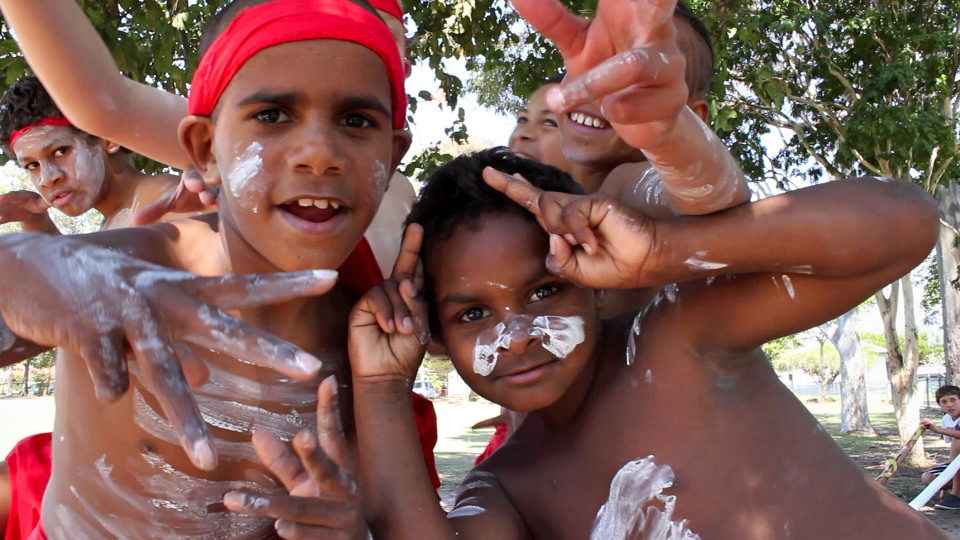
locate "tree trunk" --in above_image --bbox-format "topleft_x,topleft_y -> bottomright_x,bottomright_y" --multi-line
20,359 -> 30,397
819,340 -> 828,401
832,308 -> 875,434
938,182 -> 960,385
900,272 -> 924,462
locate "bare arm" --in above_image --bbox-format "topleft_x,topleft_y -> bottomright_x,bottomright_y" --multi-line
0,0 -> 190,169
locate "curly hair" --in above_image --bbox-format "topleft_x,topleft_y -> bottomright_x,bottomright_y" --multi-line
405,147 -> 584,332
0,76 -> 74,155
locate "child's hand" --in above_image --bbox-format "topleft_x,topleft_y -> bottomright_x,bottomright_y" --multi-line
0,191 -> 56,233
0,235 -> 337,471
349,225 -> 430,382
512,0 -> 686,149
224,377 -> 369,540
132,168 -> 219,226
921,419 -> 935,430
484,167 -> 660,290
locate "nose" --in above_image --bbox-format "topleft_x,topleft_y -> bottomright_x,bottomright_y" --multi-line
38,162 -> 65,188
500,315 -> 538,354
286,118 -> 347,177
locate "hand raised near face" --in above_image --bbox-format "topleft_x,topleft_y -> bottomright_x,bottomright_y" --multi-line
0,234 -> 336,471
512,0 -> 686,149
224,377 -> 369,540
349,225 -> 430,382
132,167 -> 219,226
484,167 -> 662,290
0,191 -> 57,233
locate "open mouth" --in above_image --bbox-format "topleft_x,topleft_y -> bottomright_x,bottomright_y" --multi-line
568,111 -> 611,130
279,198 -> 343,224
50,190 -> 74,208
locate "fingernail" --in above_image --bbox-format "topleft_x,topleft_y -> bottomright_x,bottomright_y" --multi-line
296,429 -> 314,448
546,255 -> 562,274
404,280 -> 418,297
549,234 -> 562,256
330,374 -> 339,395
191,439 -> 218,471
223,491 -> 244,508
584,243 -> 596,256
294,351 -> 323,375
403,317 -> 414,331
311,269 -> 339,282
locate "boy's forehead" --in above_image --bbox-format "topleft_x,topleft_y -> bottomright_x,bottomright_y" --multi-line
14,127 -> 78,158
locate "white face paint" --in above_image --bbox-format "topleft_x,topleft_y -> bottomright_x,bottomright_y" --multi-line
590,456 -> 700,540
683,251 -> 727,271
372,161 -> 389,201
472,315 -> 586,376
227,142 -> 264,212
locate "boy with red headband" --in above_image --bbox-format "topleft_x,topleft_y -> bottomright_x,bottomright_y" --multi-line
0,76 -> 187,233
0,0 -> 421,538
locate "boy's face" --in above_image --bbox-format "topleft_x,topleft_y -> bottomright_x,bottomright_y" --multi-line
183,39 -> 410,272
428,211 -> 602,412
940,394 -> 960,418
558,102 -> 645,171
13,126 -> 112,217
508,84 -> 577,175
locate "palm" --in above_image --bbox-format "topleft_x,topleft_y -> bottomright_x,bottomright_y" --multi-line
348,301 -> 425,380
0,191 -> 49,224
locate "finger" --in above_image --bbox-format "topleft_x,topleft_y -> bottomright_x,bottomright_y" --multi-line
392,224 -> 423,281
546,47 -> 684,113
560,199 -> 602,255
382,281 -> 414,335
78,331 -> 129,402
183,304 -> 324,380
182,168 -> 207,194
223,491 -> 357,528
126,318 -> 216,471
173,342 -> 210,389
276,519 -> 361,539
546,234 -> 578,279
187,269 -> 339,310
399,279 -> 430,345
482,167 -> 544,216
538,192 -> 576,236
634,0 -> 679,35
361,286 -> 396,333
252,429 -> 311,492
510,0 -> 588,55
314,376 -> 352,473
293,428 -> 355,497
199,188 -> 220,207
132,188 -> 177,226
601,82 -> 687,131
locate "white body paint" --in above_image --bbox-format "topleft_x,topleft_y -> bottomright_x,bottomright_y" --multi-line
447,505 -> 487,518
228,142 -> 264,211
625,311 -> 642,366
473,315 -> 586,376
589,456 -> 700,540
683,251 -> 728,271
781,275 -> 796,299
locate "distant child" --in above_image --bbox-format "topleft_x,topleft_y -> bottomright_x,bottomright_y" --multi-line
0,0 -> 424,538
0,76 -> 185,233
922,385 -> 960,509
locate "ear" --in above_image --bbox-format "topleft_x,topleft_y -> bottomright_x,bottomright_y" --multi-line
101,140 -> 123,154
178,115 -> 222,186
390,128 -> 413,171
594,289 -> 608,312
688,100 -> 710,124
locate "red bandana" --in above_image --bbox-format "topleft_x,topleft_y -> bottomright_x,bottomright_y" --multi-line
9,117 -> 73,148
188,0 -> 406,129
367,0 -> 403,21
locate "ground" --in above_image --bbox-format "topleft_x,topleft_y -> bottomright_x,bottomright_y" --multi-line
2,394 -> 959,536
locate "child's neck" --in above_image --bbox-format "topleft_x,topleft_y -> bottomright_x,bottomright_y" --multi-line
92,158 -> 141,221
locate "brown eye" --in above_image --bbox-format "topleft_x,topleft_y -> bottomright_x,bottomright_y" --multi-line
528,284 -> 560,303
459,307 -> 490,322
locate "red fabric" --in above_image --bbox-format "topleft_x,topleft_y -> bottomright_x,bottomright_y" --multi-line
367,0 -> 403,21
4,433 -> 52,540
474,423 -> 508,466
412,392 -> 441,493
188,0 -> 406,129
338,237 -> 385,299
8,118 -> 72,148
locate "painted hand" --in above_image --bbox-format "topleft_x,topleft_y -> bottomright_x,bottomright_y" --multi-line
224,377 -> 368,540
0,191 -> 56,232
512,0 -> 686,149
0,235 -> 336,470
484,167 -> 660,290
132,167 -> 219,225
349,225 -> 430,382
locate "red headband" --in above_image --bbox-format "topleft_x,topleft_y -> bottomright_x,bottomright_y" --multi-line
188,0 -> 406,129
367,0 -> 403,21
9,117 -> 73,148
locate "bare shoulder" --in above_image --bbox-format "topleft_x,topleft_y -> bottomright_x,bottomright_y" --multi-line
601,162 -> 674,220
131,172 -> 180,202
85,214 -> 218,272
448,466 -> 532,540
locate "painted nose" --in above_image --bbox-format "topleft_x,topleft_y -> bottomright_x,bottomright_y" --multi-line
501,315 -> 538,354
286,119 -> 347,177
38,163 -> 65,188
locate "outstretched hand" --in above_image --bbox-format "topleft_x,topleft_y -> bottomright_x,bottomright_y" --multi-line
0,236 -> 337,470
349,225 -> 430,382
133,168 -> 219,226
224,376 -> 369,539
483,167 -> 661,290
512,0 -> 686,149
0,191 -> 57,233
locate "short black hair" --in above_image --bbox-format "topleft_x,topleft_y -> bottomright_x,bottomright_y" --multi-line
0,76 -> 76,156
674,2 -> 715,99
199,0 -> 383,57
937,385 -> 960,402
406,147 -> 585,332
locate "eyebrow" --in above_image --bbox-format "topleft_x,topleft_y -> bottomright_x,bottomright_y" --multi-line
17,137 -> 72,164
338,95 -> 391,119
436,264 -> 552,307
236,90 -> 302,108
235,91 -> 391,119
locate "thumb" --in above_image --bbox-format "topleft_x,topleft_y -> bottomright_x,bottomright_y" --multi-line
132,190 -> 176,226
545,234 -> 579,281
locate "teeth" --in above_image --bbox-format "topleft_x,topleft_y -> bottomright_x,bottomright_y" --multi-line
314,199 -> 329,209
297,199 -> 312,207
570,112 -> 607,129
330,201 -> 340,210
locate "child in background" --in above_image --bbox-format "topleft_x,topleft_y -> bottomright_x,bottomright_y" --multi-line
0,0 -> 420,538
922,385 -> 960,509
0,76 -> 184,233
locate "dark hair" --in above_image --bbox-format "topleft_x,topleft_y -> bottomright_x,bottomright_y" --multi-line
199,0 -> 383,57
937,385 -> 960,402
0,76 -> 74,155
406,147 -> 584,332
674,2 -> 715,98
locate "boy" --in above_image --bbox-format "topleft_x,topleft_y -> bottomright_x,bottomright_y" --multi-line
0,0 -> 413,537
0,76 -> 186,232
922,385 -> 960,509
342,142 -> 945,538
